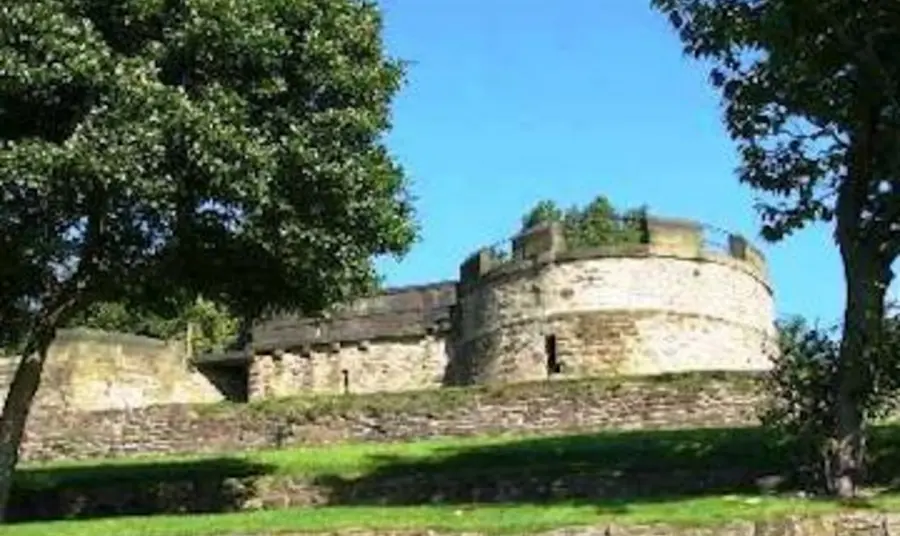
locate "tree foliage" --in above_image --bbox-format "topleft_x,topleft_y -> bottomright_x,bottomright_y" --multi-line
65,298 -> 240,354
652,0 -> 900,496
763,311 -> 900,491
0,0 -> 415,519
521,195 -> 647,249
651,0 -> 900,242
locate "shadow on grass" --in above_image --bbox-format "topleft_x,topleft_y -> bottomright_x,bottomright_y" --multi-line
311,425 -> 900,507
311,427 -> 795,507
8,457 -> 276,523
12,425 -> 900,524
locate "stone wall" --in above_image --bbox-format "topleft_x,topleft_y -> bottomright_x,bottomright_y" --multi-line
0,216 -> 777,410
19,372 -> 763,463
252,281 -> 456,351
375,517 -> 900,536
1,329 -> 228,412
248,334 -> 452,397
238,216 -> 777,398
245,282 -> 457,398
451,219 -> 776,385
571,516 -> 900,536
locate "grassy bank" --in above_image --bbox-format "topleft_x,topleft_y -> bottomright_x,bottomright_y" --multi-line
17,424 -> 900,493
15,426 -> 786,492
6,495 -> 898,536
11,424 -> 900,534
204,370 -> 764,418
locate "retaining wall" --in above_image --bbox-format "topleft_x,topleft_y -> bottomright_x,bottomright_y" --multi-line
20,372 -> 764,463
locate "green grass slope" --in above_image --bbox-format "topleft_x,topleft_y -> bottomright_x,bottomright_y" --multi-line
7,497 -> 893,536
7,425 -> 900,534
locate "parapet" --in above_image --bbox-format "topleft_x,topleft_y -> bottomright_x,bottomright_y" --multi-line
252,281 -> 458,353
458,222 -> 566,282
644,217 -> 702,257
512,221 -> 567,260
458,215 -> 769,288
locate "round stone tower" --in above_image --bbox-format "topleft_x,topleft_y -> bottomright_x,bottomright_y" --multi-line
449,217 -> 777,385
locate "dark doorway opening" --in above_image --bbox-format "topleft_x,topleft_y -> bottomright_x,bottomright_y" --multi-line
196,363 -> 249,403
545,334 -> 561,376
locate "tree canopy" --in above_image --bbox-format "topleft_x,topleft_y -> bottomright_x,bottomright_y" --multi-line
64,298 -> 241,354
652,0 -> 900,496
0,0 -> 415,518
521,195 -> 647,249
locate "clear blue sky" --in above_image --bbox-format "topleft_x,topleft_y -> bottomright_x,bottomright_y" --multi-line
372,0 -> 890,325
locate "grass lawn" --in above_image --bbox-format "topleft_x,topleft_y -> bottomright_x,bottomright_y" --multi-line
16,425 -> 900,492
15,426 -> 790,491
0,495 -> 900,536
9,425 -> 900,534
5,495 -> 900,536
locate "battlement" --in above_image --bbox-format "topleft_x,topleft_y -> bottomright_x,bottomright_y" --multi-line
458,216 -> 769,290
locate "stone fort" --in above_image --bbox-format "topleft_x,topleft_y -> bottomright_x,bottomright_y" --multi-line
2,215 -> 778,413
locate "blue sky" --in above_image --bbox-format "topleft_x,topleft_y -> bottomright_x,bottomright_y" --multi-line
372,0 -> 876,325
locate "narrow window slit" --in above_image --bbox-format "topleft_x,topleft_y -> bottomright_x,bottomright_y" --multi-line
545,334 -> 561,375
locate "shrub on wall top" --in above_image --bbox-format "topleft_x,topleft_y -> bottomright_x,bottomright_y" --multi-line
520,195 -> 648,250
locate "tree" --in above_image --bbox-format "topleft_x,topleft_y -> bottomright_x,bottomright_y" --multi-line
180,297 -> 242,355
651,0 -> 900,496
763,312 -> 900,491
521,195 -> 647,248
66,297 -> 241,354
521,199 -> 565,230
66,301 -> 182,340
0,0 -> 415,519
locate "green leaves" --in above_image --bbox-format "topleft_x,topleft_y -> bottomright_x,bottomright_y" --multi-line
0,0 -> 416,343
520,195 -> 646,249
67,296 -> 240,354
654,0 -> 900,495
652,0 -> 900,248
763,311 -> 900,489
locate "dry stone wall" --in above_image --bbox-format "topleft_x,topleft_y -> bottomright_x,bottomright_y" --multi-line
19,372 -> 763,463
210,516 -> 900,536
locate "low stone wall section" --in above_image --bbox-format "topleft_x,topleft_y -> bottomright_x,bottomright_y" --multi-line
2,329 -> 229,412
249,334 -> 452,398
20,372 -> 764,463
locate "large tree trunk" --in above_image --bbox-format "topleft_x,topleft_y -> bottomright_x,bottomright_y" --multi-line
0,293 -> 76,523
827,249 -> 891,498
0,329 -> 54,522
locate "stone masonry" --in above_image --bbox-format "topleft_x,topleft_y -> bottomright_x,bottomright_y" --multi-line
0,329 -> 229,413
20,372 -> 763,463
0,214 -> 778,412
237,215 -> 777,399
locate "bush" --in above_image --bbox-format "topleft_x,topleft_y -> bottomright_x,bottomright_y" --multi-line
520,195 -> 648,249
762,308 -> 900,490
761,316 -> 839,488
